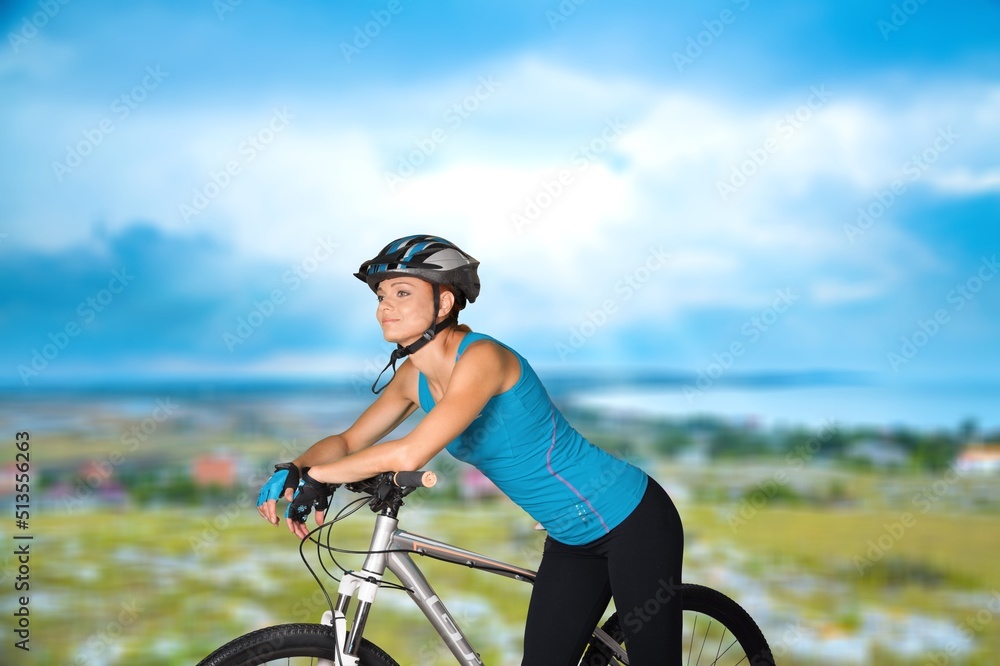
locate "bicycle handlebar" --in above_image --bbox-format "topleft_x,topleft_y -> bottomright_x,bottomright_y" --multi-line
342,470 -> 435,515
393,470 -> 437,488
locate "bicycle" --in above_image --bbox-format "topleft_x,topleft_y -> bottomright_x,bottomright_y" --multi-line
198,471 -> 776,666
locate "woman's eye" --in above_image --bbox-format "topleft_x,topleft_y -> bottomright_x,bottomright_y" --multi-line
397,291 -> 409,297
376,295 -> 384,302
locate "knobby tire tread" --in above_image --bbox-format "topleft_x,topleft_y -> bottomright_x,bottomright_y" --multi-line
196,622 -> 398,666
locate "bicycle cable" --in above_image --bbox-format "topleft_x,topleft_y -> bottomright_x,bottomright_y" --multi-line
313,514 -> 526,586
296,493 -> 374,617
298,492 -> 416,602
310,493 -> 532,583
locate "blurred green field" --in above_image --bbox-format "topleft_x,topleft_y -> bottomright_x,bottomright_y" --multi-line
8,477 -> 999,665
13,501 -> 541,665
685,505 -> 1000,664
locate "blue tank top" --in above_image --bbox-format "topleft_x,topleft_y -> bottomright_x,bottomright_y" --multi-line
417,332 -> 648,546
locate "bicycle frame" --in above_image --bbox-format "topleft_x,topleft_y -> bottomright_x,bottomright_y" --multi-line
318,512 -> 628,666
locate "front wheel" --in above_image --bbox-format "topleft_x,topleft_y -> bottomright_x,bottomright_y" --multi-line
196,623 -> 399,666
580,583 -> 775,666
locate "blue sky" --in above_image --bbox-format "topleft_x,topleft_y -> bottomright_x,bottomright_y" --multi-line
2,1 -> 999,410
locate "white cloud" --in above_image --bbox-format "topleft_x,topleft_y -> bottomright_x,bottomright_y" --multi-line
929,167 -> 1000,194
8,58 -> 998,327
810,279 -> 888,306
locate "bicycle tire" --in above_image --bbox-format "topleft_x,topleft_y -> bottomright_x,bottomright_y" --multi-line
580,583 -> 775,666
196,623 -> 399,666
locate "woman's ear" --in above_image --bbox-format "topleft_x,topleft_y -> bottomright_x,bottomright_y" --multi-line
437,288 -> 456,319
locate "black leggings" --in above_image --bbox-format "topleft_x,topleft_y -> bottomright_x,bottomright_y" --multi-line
522,479 -> 684,666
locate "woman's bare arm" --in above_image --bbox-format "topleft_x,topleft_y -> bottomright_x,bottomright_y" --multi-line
257,362 -> 417,525
301,343 -> 514,484
292,382 -> 418,468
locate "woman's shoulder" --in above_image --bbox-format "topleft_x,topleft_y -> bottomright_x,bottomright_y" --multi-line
455,332 -> 522,392
457,329 -> 493,348
456,331 -> 516,361
458,330 -> 521,353
456,333 -> 505,360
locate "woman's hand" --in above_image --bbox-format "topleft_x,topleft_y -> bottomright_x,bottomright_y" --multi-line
256,462 -> 301,525
286,470 -> 338,540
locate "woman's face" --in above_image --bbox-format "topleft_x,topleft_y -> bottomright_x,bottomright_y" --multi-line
375,278 -> 436,345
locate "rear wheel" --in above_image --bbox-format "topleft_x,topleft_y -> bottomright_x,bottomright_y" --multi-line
196,623 -> 399,666
580,583 -> 775,665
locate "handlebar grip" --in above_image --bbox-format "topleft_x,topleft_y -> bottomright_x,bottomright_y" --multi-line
393,470 -> 437,488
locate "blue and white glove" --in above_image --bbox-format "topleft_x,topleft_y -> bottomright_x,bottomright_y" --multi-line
257,462 -> 301,507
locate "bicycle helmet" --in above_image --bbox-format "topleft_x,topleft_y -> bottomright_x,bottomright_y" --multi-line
356,235 -> 480,393
354,234 -> 480,307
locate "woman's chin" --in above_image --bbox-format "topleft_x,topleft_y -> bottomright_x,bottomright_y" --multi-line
381,330 -> 422,348
380,329 -> 407,345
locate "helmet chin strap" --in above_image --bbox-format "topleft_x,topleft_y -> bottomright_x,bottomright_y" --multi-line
371,284 -> 453,394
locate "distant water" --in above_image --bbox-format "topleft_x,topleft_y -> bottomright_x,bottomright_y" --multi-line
1,373 -> 996,434
567,381 -> 999,431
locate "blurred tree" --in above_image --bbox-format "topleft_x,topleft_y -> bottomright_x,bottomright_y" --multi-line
959,417 -> 979,443
710,425 -> 770,457
911,431 -> 961,471
651,427 -> 690,458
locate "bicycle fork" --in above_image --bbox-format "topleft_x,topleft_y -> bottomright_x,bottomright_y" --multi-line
320,513 -> 484,666
315,513 -> 393,666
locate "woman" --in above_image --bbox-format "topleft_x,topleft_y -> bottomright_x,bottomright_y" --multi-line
256,234 -> 684,664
